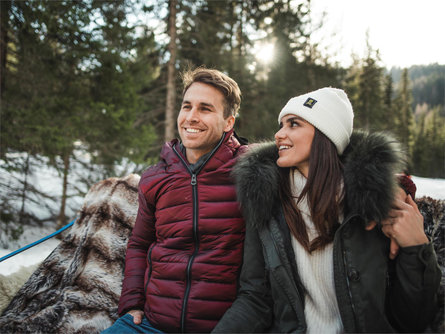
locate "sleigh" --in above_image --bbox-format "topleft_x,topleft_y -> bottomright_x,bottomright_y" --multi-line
0,174 -> 444,333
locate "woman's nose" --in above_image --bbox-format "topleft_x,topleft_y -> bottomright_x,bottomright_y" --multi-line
275,127 -> 286,140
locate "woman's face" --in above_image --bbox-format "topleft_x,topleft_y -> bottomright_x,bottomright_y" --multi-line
275,114 -> 315,177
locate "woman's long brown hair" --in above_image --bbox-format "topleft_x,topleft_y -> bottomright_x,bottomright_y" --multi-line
279,128 -> 344,252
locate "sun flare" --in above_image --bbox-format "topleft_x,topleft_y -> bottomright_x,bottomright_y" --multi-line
255,42 -> 275,64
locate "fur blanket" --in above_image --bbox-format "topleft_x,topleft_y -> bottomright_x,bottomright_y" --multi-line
0,174 -> 140,333
0,264 -> 39,314
417,196 -> 445,333
0,175 -> 443,333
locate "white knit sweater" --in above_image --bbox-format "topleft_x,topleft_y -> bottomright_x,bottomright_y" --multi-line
290,169 -> 343,334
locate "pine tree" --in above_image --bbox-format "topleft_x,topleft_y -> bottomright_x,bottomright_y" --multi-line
1,0 -> 160,229
393,68 -> 414,154
425,108 -> 445,177
382,73 -> 395,131
245,0 -> 315,140
412,107 -> 445,177
412,111 -> 429,175
357,41 -> 384,130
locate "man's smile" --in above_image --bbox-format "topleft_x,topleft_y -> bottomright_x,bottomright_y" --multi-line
184,127 -> 203,133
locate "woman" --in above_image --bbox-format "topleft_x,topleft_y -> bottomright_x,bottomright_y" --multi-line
213,88 -> 440,333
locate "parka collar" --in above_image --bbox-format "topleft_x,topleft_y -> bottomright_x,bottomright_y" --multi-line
233,131 -> 404,229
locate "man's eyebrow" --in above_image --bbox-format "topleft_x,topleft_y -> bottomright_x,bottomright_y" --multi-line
200,102 -> 215,109
181,100 -> 215,109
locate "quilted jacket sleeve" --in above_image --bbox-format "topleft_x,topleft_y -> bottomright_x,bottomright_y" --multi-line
388,242 -> 441,332
212,223 -> 273,333
118,182 -> 156,316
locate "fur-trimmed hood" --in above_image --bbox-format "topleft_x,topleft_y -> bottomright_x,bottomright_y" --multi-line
233,131 -> 405,228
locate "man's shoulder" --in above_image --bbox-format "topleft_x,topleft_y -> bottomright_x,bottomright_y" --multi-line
236,144 -> 249,156
138,151 -> 186,193
223,133 -> 249,159
140,160 -> 167,180
139,140 -> 180,180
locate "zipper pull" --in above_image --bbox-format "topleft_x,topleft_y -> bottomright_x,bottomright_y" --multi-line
191,174 -> 197,186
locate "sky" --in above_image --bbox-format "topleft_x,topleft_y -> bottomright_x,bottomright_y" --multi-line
309,0 -> 445,68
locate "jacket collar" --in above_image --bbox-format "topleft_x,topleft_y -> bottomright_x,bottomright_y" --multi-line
233,130 -> 404,229
160,129 -> 245,173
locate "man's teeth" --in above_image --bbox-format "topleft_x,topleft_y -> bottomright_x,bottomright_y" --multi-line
279,145 -> 291,150
186,128 -> 201,133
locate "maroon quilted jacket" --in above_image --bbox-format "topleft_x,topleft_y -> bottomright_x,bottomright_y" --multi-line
118,130 -> 247,333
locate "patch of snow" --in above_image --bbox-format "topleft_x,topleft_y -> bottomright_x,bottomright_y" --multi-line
412,175 -> 445,200
0,238 -> 60,276
1,150 -> 143,227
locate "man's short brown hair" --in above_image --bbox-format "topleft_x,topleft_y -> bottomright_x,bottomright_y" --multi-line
182,67 -> 241,119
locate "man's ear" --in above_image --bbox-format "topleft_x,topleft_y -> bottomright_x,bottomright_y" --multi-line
224,115 -> 235,132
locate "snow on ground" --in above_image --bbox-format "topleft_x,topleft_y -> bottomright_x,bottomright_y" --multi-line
0,224 -> 64,275
0,150 -> 143,276
0,237 -> 59,276
412,175 -> 445,200
0,175 -> 444,276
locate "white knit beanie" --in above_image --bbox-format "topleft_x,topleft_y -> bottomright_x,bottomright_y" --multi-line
278,87 -> 354,154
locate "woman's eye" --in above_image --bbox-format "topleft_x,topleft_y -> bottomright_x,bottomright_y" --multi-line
291,121 -> 299,127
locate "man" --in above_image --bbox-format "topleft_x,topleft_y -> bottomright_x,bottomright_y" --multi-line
103,68 -> 247,333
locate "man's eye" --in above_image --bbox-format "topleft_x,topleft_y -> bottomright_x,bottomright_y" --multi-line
182,105 -> 191,110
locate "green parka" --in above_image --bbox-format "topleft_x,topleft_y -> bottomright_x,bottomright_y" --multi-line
213,132 -> 441,333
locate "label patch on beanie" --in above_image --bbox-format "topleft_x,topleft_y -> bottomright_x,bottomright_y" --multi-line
303,97 -> 317,108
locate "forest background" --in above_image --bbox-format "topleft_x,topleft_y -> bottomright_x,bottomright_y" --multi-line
1,0 -> 444,242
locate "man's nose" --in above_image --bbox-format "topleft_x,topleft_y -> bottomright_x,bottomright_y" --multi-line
186,107 -> 199,122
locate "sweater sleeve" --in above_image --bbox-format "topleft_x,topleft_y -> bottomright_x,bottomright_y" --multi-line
212,223 -> 273,333
117,183 -> 156,316
387,242 -> 441,332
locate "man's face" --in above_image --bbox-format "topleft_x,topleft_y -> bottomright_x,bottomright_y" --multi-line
177,82 -> 235,164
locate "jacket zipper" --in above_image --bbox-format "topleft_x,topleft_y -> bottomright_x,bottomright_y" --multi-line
172,134 -> 226,333
335,215 -> 359,331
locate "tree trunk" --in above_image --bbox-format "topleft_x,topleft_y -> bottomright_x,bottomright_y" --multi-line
19,153 -> 30,225
236,2 -> 244,59
228,1 -> 235,73
164,0 -> 177,142
57,152 -> 70,229
1,0 -> 11,97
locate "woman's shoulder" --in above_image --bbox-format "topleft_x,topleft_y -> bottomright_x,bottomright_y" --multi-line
342,130 -> 405,223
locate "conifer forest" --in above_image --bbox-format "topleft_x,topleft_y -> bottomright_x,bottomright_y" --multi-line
1,0 -> 444,238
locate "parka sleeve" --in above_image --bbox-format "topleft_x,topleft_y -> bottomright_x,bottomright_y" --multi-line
212,223 -> 273,333
387,242 -> 441,332
117,182 -> 156,316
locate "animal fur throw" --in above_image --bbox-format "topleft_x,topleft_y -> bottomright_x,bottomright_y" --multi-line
417,196 -> 445,333
0,176 -> 443,333
0,264 -> 39,313
0,174 -> 140,333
